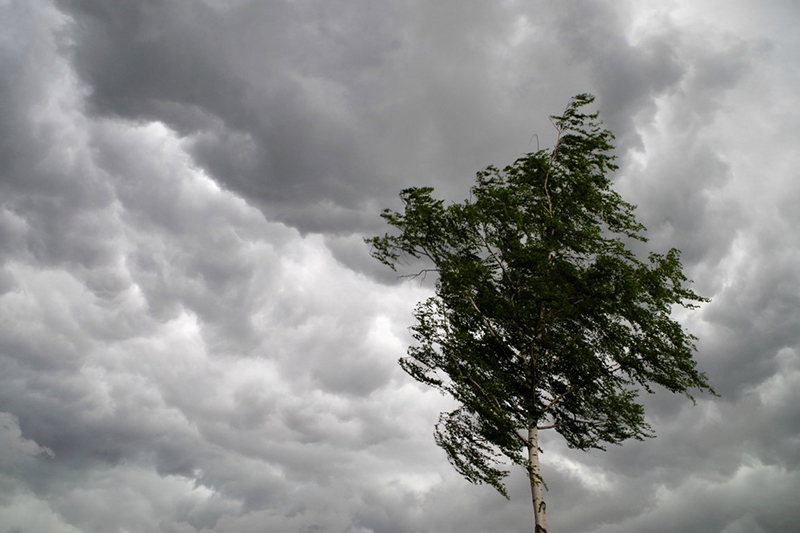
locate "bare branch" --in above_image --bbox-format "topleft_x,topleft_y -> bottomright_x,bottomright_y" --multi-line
399,268 -> 439,281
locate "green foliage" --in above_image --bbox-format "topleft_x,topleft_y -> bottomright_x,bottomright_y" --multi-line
366,94 -> 714,498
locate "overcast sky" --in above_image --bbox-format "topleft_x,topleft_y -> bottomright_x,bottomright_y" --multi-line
1,1 -> 799,532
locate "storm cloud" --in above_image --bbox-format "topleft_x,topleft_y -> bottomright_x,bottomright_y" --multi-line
1,0 -> 799,532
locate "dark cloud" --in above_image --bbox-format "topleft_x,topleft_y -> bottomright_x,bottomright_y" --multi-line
55,0 -> 403,233
47,1 -> 588,233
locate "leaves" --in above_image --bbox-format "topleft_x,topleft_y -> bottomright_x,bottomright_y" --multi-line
366,94 -> 714,498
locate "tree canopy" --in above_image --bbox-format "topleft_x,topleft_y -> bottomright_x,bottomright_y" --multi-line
366,94 -> 714,530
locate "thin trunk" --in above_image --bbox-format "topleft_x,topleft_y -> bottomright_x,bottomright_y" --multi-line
528,425 -> 547,533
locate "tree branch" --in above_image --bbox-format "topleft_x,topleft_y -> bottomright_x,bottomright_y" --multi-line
477,222 -> 511,282
466,294 -> 503,342
399,268 -> 439,281
541,385 -> 577,415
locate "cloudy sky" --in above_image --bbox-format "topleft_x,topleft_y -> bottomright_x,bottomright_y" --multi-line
1,0 -> 799,532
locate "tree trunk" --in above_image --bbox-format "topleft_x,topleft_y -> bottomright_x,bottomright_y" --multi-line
528,425 -> 547,533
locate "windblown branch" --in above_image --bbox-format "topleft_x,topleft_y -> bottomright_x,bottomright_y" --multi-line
466,294 -> 503,342
541,385 -> 577,415
477,222 -> 511,282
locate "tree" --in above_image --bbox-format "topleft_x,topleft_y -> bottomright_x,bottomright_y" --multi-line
366,94 -> 714,532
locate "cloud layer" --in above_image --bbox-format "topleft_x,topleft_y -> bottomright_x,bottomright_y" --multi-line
1,0 -> 799,532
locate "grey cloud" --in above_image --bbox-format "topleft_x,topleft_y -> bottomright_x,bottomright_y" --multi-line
35,0 -> 770,239
2,0 -> 800,532
544,1 -> 685,150
593,465 -> 800,533
56,0 -> 401,233
0,9 -> 428,529
49,1 -> 575,233
0,413 -> 53,468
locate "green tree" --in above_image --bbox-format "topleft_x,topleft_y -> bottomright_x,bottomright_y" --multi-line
366,94 -> 714,532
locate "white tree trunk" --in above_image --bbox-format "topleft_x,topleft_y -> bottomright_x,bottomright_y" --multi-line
528,425 -> 547,533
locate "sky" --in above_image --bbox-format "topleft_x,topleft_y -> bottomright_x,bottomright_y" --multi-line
0,0 -> 799,532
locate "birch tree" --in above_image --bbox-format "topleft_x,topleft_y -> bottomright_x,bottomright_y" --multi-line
366,94 -> 714,532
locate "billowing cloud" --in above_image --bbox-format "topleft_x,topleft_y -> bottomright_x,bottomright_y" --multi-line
1,0 -> 798,532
